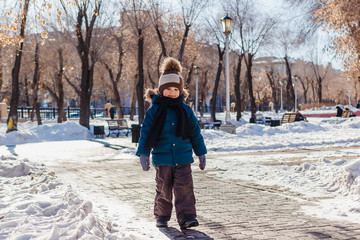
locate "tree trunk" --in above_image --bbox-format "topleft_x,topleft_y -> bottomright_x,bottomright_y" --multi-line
115,35 -> 125,118
43,49 -> 66,123
79,57 -> 91,128
136,29 -> 145,124
76,1 -> 101,129
130,75 -> 137,121
185,62 -> 194,104
310,80 -> 317,102
155,24 -> 167,57
24,75 -> 30,106
300,77 -> 310,104
245,53 -> 256,121
265,71 -> 279,113
210,45 -> 224,122
103,63 -> 124,119
57,49 -> 66,123
32,43 -> 42,125
284,56 -> 295,110
199,69 -> 209,117
234,54 -> 243,121
178,24 -> 191,63
317,76 -> 322,103
0,46 -> 2,93
7,0 -> 30,133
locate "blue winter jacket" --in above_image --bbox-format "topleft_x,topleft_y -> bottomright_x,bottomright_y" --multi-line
136,94 -> 207,167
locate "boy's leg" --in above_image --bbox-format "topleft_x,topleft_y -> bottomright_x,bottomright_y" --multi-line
173,163 -> 197,226
154,165 -> 174,221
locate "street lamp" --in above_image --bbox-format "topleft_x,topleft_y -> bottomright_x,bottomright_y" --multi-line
219,14 -> 236,134
293,75 -> 298,112
193,66 -> 200,117
279,80 -> 284,112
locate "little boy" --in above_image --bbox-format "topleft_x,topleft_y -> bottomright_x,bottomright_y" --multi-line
136,57 -> 207,230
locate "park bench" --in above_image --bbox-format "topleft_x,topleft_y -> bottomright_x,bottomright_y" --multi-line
281,112 -> 306,124
198,117 -> 222,129
255,113 -> 272,125
106,119 -> 131,137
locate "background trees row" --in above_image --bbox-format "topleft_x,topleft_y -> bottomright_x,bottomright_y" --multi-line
0,0 -> 355,133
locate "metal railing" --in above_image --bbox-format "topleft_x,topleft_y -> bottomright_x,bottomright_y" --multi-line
7,105 -> 223,120
7,106 -> 106,120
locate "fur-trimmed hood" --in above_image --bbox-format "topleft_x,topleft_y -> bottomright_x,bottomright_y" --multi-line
144,88 -> 189,103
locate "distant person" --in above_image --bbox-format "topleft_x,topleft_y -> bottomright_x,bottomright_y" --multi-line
136,57 -> 207,230
356,99 -> 360,109
104,102 -> 113,118
336,105 -> 343,117
109,106 -> 115,119
342,106 -> 351,118
295,111 -> 306,121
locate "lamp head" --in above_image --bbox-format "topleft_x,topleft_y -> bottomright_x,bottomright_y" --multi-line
221,14 -> 233,35
193,66 -> 200,74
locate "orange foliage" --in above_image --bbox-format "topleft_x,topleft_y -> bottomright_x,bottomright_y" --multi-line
315,0 -> 360,73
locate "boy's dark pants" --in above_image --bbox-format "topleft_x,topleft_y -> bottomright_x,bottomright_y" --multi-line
154,163 -> 196,225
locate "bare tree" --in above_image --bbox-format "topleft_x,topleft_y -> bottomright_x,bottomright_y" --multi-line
0,47 -> 3,94
24,75 -> 30,106
121,0 -> 152,124
7,0 -> 30,133
230,0 -> 275,121
297,76 -> 311,104
42,49 -> 66,123
101,33 -> 125,119
210,45 -> 225,122
205,15 -> 226,122
57,0 -> 103,128
177,0 -> 209,63
265,67 -> 280,113
307,36 -> 334,103
233,53 -> 245,120
31,43 -> 42,125
148,0 -> 168,58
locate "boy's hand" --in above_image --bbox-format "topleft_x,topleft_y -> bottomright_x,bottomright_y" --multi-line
140,155 -> 150,171
198,155 -> 206,170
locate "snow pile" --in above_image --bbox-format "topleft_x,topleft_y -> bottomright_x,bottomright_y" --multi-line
326,159 -> 360,195
0,155 -> 116,239
203,116 -> 360,153
0,121 -> 91,145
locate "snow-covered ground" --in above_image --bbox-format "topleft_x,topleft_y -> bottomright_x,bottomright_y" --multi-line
1,105 -> 360,239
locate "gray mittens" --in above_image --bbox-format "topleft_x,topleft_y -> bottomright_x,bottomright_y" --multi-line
140,155 -> 150,171
140,154 -> 206,170
198,155 -> 206,170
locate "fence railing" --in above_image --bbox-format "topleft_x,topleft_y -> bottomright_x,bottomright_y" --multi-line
7,107 -> 106,120
7,105 -> 224,120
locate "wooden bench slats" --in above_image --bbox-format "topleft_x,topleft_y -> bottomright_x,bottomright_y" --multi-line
281,112 -> 306,124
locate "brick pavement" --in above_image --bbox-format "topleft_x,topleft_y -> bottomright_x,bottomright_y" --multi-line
58,153 -> 360,240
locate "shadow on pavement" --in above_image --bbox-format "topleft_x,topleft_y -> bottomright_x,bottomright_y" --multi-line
159,227 -> 214,240
6,145 -> 18,156
89,139 -> 130,151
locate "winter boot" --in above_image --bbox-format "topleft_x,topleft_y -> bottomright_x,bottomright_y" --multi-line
156,220 -> 168,228
180,218 -> 199,230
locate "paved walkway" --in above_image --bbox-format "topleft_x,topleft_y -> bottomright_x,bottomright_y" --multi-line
56,147 -> 360,240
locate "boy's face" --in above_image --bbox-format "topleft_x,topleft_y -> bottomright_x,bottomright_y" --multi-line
163,87 -> 180,98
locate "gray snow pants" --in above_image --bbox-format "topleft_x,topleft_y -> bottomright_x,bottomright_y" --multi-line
154,163 -> 196,225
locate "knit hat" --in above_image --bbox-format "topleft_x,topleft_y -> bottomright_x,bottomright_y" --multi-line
158,57 -> 183,95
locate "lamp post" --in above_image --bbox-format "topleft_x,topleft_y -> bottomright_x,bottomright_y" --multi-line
293,75 -> 298,112
194,66 -> 200,117
279,80 -> 284,112
219,14 -> 236,134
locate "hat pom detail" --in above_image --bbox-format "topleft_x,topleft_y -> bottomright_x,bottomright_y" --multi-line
160,57 -> 182,74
